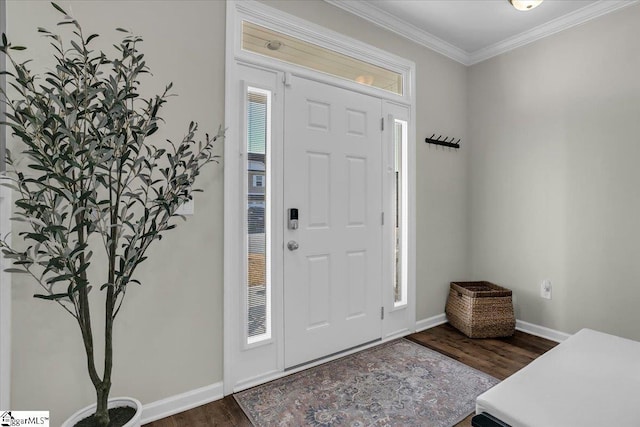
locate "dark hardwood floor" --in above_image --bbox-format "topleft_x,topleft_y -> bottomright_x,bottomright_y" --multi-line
144,323 -> 557,427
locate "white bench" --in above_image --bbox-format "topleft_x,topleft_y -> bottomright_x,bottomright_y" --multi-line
474,328 -> 640,427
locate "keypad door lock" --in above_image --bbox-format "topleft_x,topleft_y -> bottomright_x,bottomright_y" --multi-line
288,208 -> 299,230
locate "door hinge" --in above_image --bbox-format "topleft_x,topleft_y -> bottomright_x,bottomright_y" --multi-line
381,212 -> 384,225
381,306 -> 385,320
381,117 -> 384,131
283,72 -> 292,87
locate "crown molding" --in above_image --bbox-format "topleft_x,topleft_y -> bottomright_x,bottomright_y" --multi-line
469,0 -> 640,65
323,0 -> 470,65
324,0 -> 640,67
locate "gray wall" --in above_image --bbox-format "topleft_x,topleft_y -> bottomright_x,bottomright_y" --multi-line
7,1 -> 468,424
468,4 -> 640,339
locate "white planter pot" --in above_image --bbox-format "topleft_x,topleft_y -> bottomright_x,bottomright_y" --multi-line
62,397 -> 142,427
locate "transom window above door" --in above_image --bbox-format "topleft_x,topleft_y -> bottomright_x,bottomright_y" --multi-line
242,21 -> 404,95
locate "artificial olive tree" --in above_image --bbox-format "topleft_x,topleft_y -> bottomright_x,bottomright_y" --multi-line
0,3 -> 221,426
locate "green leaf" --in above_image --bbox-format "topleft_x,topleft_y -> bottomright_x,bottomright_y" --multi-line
34,293 -> 69,301
76,262 -> 90,275
70,39 -> 83,52
86,34 -> 99,44
50,2 -> 68,15
46,274 -> 73,284
4,268 -> 28,274
10,46 -> 27,51
25,233 -> 47,243
43,225 -> 67,233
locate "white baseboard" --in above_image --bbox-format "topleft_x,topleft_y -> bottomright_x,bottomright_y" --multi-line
415,313 -> 447,332
141,381 -> 223,424
415,313 -> 571,343
515,319 -> 571,343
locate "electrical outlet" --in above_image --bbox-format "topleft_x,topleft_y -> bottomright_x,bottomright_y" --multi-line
176,198 -> 195,216
540,279 -> 552,300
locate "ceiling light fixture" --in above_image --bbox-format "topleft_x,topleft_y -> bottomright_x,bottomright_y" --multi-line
509,0 -> 543,11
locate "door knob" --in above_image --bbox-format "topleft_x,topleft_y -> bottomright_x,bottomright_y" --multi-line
287,240 -> 299,251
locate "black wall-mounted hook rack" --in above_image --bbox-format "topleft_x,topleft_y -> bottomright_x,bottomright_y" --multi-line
425,134 -> 461,149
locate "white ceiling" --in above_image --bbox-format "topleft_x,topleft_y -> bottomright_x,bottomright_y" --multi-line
325,0 -> 638,65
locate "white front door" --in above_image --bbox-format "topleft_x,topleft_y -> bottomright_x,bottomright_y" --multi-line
283,76 -> 383,368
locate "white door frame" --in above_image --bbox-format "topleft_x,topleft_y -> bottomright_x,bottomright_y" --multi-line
0,0 -> 11,410
223,0 -> 416,395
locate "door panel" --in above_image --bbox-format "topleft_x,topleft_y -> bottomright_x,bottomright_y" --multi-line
284,76 -> 382,368
307,153 -> 330,227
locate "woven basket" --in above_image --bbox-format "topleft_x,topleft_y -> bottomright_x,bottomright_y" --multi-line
445,281 -> 515,338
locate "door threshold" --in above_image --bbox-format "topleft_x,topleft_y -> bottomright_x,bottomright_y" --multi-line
285,338 -> 382,372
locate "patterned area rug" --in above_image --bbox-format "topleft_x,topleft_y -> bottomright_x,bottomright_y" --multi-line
234,338 -> 499,427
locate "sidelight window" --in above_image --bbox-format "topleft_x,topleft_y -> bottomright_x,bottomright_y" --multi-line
393,119 -> 408,307
246,87 -> 272,344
